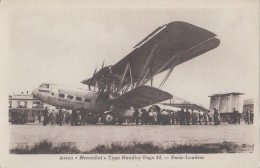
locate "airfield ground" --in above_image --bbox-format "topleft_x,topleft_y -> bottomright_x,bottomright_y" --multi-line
9,123 -> 255,153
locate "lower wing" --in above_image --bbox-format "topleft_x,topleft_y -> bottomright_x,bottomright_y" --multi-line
110,85 -> 172,108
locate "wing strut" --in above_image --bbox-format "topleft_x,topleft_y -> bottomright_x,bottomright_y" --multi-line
117,63 -> 129,92
128,63 -> 133,89
141,68 -> 150,85
159,53 -> 182,89
144,37 -> 217,85
117,62 -> 134,93
136,43 -> 158,87
143,51 -> 184,85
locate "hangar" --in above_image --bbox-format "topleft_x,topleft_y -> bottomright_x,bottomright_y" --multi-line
209,92 -> 244,121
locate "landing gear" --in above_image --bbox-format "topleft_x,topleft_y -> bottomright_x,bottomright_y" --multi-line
87,113 -> 100,124
101,112 -> 115,125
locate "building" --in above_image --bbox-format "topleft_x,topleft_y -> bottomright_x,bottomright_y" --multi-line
9,94 -> 43,109
9,93 -> 45,122
243,98 -> 254,113
209,92 -> 244,122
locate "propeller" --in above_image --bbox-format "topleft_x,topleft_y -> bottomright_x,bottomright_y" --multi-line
96,61 -> 108,103
89,67 -> 97,90
101,60 -> 105,70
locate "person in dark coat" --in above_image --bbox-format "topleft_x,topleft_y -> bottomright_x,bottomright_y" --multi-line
250,111 -> 254,124
43,107 -> 49,126
49,112 -> 55,125
179,108 -> 185,125
133,108 -> 140,125
185,109 -> 191,125
65,113 -> 71,124
161,109 -> 170,125
199,111 -> 203,125
38,112 -> 42,123
17,110 -> 22,125
71,108 -> 78,126
204,112 -> 209,125
232,108 -> 239,124
245,109 -> 250,124
22,110 -> 28,124
213,108 -> 220,125
140,109 -> 149,125
57,109 -> 63,126
237,113 -> 241,124
11,109 -> 15,124
191,110 -> 197,125
13,109 -> 19,124
170,111 -> 175,125
175,111 -> 179,125
80,108 -> 87,126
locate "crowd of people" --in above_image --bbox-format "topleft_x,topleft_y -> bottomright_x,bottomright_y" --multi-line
36,106 -> 222,126
10,106 -> 254,126
9,109 -> 29,125
129,107 -> 221,126
228,108 -> 254,125
41,107 -> 90,126
244,108 -> 254,125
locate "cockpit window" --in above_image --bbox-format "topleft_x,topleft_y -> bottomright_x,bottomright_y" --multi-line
39,83 -> 49,88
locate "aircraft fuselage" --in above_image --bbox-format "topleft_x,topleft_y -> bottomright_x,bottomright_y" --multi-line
32,83 -> 136,124
32,83 -> 110,112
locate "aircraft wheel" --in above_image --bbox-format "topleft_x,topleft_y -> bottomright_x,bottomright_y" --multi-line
102,112 -> 115,125
87,114 -> 99,124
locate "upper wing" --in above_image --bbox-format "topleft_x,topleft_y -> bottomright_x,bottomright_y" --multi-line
110,85 -> 172,108
82,21 -> 220,87
111,22 -> 220,81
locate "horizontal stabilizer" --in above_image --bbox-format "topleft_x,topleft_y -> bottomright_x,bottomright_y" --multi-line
110,85 -> 172,108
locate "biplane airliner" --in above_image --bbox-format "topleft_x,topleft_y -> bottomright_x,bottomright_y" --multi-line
32,21 -> 220,124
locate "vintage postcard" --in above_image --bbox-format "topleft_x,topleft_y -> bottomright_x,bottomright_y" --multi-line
0,0 -> 259,168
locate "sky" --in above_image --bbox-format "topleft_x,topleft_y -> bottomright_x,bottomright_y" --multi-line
6,5 -> 259,108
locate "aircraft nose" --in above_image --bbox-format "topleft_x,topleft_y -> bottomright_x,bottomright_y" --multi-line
32,88 -> 38,97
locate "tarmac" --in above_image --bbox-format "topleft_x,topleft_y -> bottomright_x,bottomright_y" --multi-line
9,123 -> 255,151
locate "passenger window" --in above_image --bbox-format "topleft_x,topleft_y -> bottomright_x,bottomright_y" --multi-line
76,97 -> 82,101
58,94 -> 65,98
84,98 -> 91,103
67,95 -> 74,99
